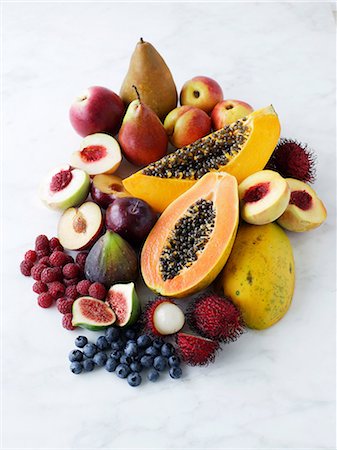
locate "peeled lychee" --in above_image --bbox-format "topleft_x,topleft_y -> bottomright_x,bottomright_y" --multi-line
142,298 -> 185,336
175,332 -> 219,366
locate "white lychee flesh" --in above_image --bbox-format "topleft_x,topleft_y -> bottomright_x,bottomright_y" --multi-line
153,302 -> 185,335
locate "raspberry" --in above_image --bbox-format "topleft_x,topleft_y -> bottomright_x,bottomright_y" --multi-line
88,282 -> 107,300
20,260 -> 33,276
37,292 -> 54,308
32,281 -> 48,294
49,251 -> 71,267
76,252 -> 88,268
65,285 -> 78,300
56,297 -> 74,314
41,267 -> 62,283
49,237 -> 63,252
63,263 -> 80,279
31,264 -> 48,281
53,245 -> 64,252
62,313 -> 76,330
63,277 -> 79,287
24,250 -> 37,264
37,248 -> 50,259
35,235 -> 49,252
76,279 -> 91,296
48,281 -> 65,299
39,256 -> 50,266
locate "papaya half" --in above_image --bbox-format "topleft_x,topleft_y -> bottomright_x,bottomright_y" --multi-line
141,172 -> 239,298
123,105 -> 281,212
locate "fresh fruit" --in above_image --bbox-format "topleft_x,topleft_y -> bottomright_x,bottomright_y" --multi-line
277,178 -> 327,232
127,372 -> 142,387
58,201 -> 103,251
164,106 -> 211,148
105,197 -> 157,246
123,105 -> 281,212
176,332 -> 219,366
20,260 -> 33,276
83,359 -> 95,372
238,170 -> 290,225
219,223 -> 295,329
70,361 -> 83,374
70,133 -> 121,175
56,297 -> 74,314
84,230 -> 138,286
75,336 -> 88,348
72,296 -> 116,330
105,282 -> 141,327
37,292 -> 54,308
39,165 -> 90,211
169,366 -> 182,379
120,38 -> 177,120
153,355 -> 167,372
88,282 -> 106,300
118,86 -> 168,166
62,313 -> 76,330
147,368 -> 160,382
83,343 -> 98,358
91,174 -> 129,209
69,86 -> 125,137
180,76 -> 223,114
211,99 -> 253,130
168,355 -> 181,367
142,298 -> 185,336
116,363 -> 131,379
187,293 -> 245,343
96,336 -> 110,350
93,352 -> 108,367
105,358 -> 118,372
68,349 -> 83,362
266,138 -> 316,183
141,172 -> 239,297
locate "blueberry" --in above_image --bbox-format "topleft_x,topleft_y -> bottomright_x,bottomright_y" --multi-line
75,336 -> 88,348
140,355 -> 154,368
96,336 -> 109,351
110,349 -> 122,360
82,358 -> 95,372
137,334 -> 152,348
68,349 -> 83,362
70,361 -> 83,374
111,338 -> 124,350
130,361 -> 143,373
125,328 -> 136,340
124,341 -> 138,357
153,355 -> 167,372
83,343 -> 98,358
169,366 -> 182,379
147,368 -> 160,382
153,338 -> 164,349
127,372 -> 142,387
105,327 -> 120,343
145,346 -> 159,357
93,351 -> 108,367
168,355 -> 181,367
120,354 -> 132,365
161,343 -> 174,357
105,357 -> 118,372
116,363 -> 131,378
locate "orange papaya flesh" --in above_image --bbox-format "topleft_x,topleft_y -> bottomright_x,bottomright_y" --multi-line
123,105 -> 281,212
141,172 -> 239,298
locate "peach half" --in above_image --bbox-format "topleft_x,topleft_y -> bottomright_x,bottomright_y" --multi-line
239,170 -> 290,225
277,178 -> 327,232
70,133 -> 121,176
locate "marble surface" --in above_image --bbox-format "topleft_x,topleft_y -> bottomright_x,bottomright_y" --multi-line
2,2 -> 336,449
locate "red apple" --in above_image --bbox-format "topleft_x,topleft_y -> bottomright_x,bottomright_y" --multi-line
211,100 -> 253,130
164,106 -> 211,148
69,86 -> 125,137
180,76 -> 223,114
91,174 -> 130,209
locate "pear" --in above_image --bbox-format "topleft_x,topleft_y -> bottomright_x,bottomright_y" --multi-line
118,86 -> 168,166
120,38 -> 177,121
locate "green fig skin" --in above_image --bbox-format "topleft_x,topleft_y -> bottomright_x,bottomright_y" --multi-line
85,231 -> 138,286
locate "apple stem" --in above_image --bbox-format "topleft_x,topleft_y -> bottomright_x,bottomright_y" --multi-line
132,85 -> 141,102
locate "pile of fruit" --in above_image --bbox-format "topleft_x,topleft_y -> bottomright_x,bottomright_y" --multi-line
20,38 -> 327,387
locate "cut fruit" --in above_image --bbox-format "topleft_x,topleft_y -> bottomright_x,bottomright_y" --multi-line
91,174 -> 130,209
277,178 -> 327,232
175,332 -> 219,366
39,164 -> 90,210
105,282 -> 141,327
72,296 -> 116,330
58,201 -> 103,250
239,170 -> 290,225
70,133 -> 121,175
141,171 -> 239,297
123,105 -> 281,212
142,298 -> 185,336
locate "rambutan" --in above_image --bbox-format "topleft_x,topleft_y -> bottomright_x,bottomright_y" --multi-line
142,297 -> 185,336
176,332 -> 219,366
187,293 -> 245,343
266,138 -> 316,183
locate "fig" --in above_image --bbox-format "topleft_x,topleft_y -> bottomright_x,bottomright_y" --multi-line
105,282 -> 141,327
85,230 -> 138,287
72,296 -> 116,331
105,197 -> 157,246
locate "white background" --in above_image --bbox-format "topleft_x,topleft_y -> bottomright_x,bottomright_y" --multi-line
2,2 -> 336,449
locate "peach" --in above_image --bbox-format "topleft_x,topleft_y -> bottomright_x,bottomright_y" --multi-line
164,106 -> 211,148
277,178 -> 327,232
179,76 -> 223,114
239,170 -> 290,225
211,100 -> 253,130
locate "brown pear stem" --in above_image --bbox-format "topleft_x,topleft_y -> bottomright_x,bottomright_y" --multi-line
140,37 -> 144,43
132,85 -> 141,102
